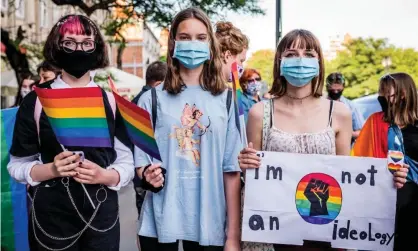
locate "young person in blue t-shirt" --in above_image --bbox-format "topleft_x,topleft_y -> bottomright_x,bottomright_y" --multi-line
134,7 -> 242,251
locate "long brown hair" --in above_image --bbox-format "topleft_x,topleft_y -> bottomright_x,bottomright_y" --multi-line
379,73 -> 418,126
270,29 -> 325,98
164,8 -> 226,95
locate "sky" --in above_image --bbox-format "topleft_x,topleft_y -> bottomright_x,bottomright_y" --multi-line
222,0 -> 418,57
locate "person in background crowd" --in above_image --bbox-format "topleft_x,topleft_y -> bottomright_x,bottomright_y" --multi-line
36,60 -> 61,84
131,61 -> 167,105
352,73 -> 414,251
326,72 -> 364,142
12,72 -> 37,107
134,7 -> 241,251
259,81 -> 272,99
215,21 -> 249,82
239,68 -> 262,123
8,14 -> 134,250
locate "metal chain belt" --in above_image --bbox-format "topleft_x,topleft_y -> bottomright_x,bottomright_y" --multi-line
32,177 -> 119,251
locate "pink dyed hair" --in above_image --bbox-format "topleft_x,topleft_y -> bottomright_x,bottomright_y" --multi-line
58,15 -> 96,36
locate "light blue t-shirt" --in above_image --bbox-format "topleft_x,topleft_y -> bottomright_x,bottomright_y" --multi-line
134,84 -> 242,246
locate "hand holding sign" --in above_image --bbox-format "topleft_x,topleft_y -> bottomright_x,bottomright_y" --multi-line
304,179 -> 330,216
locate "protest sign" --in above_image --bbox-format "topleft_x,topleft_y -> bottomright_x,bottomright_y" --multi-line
242,151 -> 396,251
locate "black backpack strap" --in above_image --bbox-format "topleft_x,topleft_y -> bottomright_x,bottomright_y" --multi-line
151,87 -> 157,132
227,89 -> 232,114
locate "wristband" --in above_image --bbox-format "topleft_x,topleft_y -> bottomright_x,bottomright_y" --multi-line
140,164 -> 166,193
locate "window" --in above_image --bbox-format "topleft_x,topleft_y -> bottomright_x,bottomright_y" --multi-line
40,1 -> 48,28
1,0 -> 8,10
15,0 -> 25,18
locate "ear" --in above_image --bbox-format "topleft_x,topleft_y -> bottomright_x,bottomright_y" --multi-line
222,50 -> 232,63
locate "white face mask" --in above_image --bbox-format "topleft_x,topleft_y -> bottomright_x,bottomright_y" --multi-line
20,88 -> 30,98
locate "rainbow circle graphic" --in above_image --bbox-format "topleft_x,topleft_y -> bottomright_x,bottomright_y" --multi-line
389,151 -> 404,163
295,173 -> 342,225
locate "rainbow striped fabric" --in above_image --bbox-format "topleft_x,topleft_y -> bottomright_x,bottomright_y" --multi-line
107,77 -> 161,161
231,62 -> 244,116
1,107 -> 29,251
35,87 -> 112,148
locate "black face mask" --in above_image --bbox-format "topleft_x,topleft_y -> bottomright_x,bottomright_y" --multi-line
378,96 -> 389,113
56,50 -> 98,79
328,90 -> 343,100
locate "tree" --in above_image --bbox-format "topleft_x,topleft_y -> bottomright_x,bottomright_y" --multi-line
246,49 -> 275,87
51,0 -> 264,69
326,37 -> 418,99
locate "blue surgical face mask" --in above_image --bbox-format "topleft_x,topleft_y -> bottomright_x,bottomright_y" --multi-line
245,81 -> 262,96
228,64 -> 244,82
280,57 -> 319,87
173,40 -> 210,69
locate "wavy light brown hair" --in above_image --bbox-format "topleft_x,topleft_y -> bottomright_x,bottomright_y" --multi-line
379,72 -> 418,126
215,21 -> 249,55
270,29 -> 325,98
164,8 -> 226,95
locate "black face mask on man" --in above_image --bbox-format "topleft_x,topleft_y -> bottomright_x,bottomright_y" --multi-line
56,49 -> 98,79
328,90 -> 343,100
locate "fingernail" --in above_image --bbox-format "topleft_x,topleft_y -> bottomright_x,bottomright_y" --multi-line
72,161 -> 75,164
72,152 -> 75,155
78,153 -> 82,156
79,162 -> 82,165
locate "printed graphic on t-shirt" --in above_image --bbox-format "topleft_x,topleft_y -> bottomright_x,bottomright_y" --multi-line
169,103 -> 211,166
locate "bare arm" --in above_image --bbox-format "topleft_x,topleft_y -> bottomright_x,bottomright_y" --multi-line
246,102 -> 264,151
224,172 -> 241,242
334,102 -> 353,156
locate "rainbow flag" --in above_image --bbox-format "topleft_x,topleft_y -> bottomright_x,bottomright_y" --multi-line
231,62 -> 244,116
1,107 -> 30,251
351,112 -> 389,158
34,87 -> 112,148
295,173 -> 342,225
112,90 -> 161,161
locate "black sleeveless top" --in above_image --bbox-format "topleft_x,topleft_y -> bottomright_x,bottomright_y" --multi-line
9,81 -> 132,168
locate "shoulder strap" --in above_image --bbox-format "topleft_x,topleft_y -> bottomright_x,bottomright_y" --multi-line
105,91 -> 116,119
328,100 -> 334,127
227,89 -> 232,114
151,88 -> 157,132
262,99 -> 272,151
34,97 -> 42,144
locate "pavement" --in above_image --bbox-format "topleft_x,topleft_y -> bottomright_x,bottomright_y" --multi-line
118,182 -> 139,251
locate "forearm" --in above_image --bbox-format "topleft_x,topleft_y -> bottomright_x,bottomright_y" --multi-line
101,169 -> 120,187
224,172 -> 241,240
30,163 -> 57,182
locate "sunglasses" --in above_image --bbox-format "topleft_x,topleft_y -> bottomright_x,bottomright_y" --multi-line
249,77 -> 262,82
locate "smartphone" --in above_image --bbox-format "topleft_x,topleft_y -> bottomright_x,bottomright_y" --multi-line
73,151 -> 85,161
387,150 -> 404,173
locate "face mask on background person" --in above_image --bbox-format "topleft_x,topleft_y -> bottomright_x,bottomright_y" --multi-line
280,57 -> 319,87
328,90 -> 343,100
245,81 -> 262,96
173,40 -> 210,69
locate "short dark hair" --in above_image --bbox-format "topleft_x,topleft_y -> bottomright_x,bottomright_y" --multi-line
37,60 -> 61,75
326,72 -> 345,87
43,15 -> 109,70
146,61 -> 167,86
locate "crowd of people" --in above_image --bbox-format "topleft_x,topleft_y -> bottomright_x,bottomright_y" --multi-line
5,6 -> 417,251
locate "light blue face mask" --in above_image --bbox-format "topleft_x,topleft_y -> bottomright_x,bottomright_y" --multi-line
173,40 -> 210,69
280,57 -> 319,87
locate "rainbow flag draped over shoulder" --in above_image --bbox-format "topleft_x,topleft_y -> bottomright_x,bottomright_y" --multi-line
231,62 -> 244,116
34,87 -> 112,148
108,77 -> 161,161
1,107 -> 30,251
351,112 -> 389,158
231,62 -> 248,146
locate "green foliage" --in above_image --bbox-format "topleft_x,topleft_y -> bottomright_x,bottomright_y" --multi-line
326,37 -> 418,99
159,55 -> 167,62
245,49 -> 275,87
